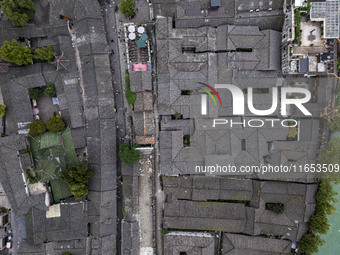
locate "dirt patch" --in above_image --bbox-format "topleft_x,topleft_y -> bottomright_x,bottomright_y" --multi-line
28,182 -> 47,195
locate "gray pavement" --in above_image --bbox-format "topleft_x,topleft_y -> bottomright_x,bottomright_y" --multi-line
138,154 -> 154,255
100,1 -> 160,254
36,94 -> 59,123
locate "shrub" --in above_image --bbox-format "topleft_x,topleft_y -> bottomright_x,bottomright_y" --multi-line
173,112 -> 181,119
122,203 -> 127,218
1,0 -> 35,26
299,2 -> 311,11
28,88 -> 43,100
0,39 -> 33,66
0,207 -> 7,213
181,90 -> 191,95
125,74 -> 130,89
34,45 -> 56,63
119,144 -> 141,164
287,126 -> 298,139
294,9 -> 302,43
119,0 -> 136,18
162,228 -> 170,235
0,104 -> 6,117
46,116 -> 65,132
28,119 -> 46,136
265,203 -> 284,214
298,233 -> 324,255
183,135 -> 190,146
125,89 -> 136,105
20,148 -> 31,154
25,168 -> 38,184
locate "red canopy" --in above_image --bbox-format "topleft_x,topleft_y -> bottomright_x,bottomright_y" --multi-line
132,63 -> 148,71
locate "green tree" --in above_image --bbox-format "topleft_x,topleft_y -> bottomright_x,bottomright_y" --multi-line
1,0 -> 35,26
309,211 -> 330,234
0,104 -> 6,117
0,40 -> 33,66
327,117 -> 340,132
119,144 -> 141,164
46,116 -> 65,132
70,183 -> 89,200
319,137 -> 340,165
60,164 -> 92,186
44,83 -> 57,97
60,164 -> 92,200
34,45 -> 56,63
28,88 -> 43,100
316,179 -> 337,215
119,0 -> 136,18
28,119 -> 46,136
298,233 -> 325,255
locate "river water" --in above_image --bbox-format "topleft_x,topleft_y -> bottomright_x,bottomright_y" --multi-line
315,183 -> 340,255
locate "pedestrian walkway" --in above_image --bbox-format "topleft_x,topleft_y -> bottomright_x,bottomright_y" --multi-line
138,154 -> 154,255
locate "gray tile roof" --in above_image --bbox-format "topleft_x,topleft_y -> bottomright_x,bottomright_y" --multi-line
0,135 -> 47,215
299,58 -> 309,73
164,231 -> 215,255
222,233 -> 291,254
163,176 -> 254,201
134,92 -> 153,112
159,119 -> 301,175
164,200 -> 246,232
0,0 -> 117,254
121,221 -> 139,255
25,203 -> 88,245
129,71 -> 152,93
163,176 -> 317,240
156,17 -> 282,119
171,0 -> 284,31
